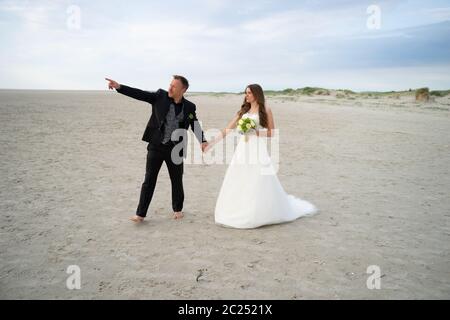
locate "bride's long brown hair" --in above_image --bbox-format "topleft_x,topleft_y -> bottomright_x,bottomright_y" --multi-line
237,84 -> 268,128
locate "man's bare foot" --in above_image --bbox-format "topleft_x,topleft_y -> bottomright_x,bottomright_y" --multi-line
130,215 -> 145,223
173,211 -> 184,220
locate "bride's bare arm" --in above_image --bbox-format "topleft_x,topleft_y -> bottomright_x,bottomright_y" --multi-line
210,113 -> 240,146
257,106 -> 275,137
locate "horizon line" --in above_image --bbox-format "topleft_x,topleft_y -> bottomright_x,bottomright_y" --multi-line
1,87 -> 448,94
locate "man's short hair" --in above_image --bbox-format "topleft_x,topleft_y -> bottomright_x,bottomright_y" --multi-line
173,75 -> 189,90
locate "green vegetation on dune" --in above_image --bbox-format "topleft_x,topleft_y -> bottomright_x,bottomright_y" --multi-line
263,87 -> 450,98
192,87 -> 450,98
265,87 -> 332,96
430,89 -> 450,97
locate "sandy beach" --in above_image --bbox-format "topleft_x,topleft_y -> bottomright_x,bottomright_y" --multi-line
0,89 -> 449,299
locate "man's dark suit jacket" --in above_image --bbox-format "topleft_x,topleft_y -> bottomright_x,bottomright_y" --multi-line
117,85 -> 207,158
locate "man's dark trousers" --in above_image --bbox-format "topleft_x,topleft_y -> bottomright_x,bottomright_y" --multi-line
136,142 -> 184,217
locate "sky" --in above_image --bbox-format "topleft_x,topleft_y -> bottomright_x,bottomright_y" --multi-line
0,0 -> 449,92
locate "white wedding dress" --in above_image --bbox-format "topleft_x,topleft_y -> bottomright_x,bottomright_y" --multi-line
214,112 -> 318,229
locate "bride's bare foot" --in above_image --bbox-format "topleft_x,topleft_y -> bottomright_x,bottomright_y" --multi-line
130,215 -> 144,223
173,211 -> 184,220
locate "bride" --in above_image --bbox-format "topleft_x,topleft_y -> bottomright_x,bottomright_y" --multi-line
205,84 -> 318,229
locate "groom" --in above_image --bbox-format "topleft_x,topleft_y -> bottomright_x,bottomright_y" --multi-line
105,75 -> 208,222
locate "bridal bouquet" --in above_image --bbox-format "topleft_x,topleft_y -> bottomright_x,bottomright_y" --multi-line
237,117 -> 257,142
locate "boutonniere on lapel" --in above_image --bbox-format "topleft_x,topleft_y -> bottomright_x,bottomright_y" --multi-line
188,113 -> 194,120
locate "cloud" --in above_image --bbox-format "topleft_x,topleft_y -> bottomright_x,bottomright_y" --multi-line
424,7 -> 450,22
0,0 -> 449,91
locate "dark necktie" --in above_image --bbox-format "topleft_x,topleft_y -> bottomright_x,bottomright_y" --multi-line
174,102 -> 182,116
